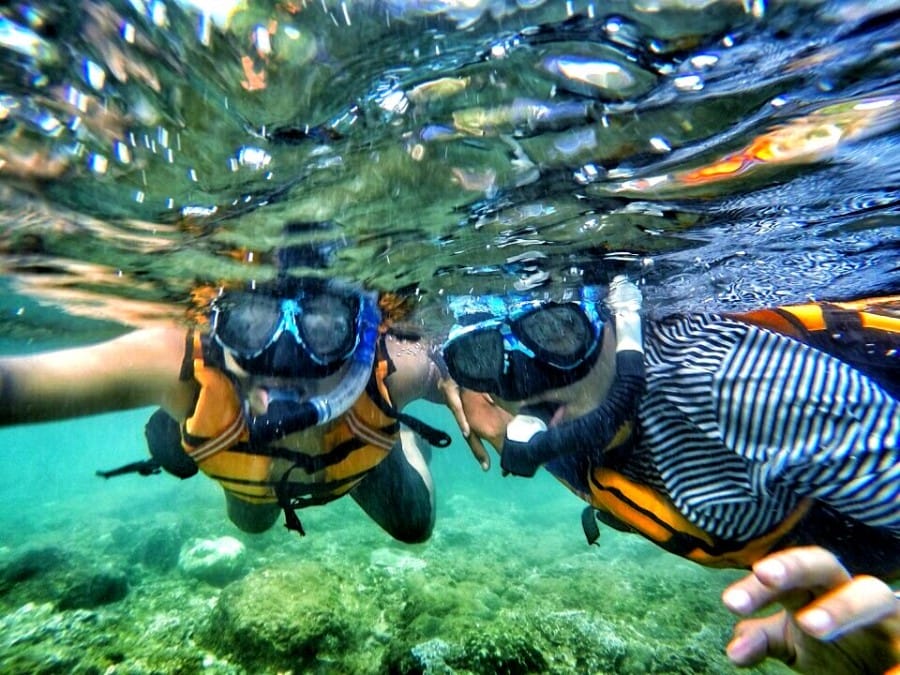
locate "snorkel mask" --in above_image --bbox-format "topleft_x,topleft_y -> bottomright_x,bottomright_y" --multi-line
209,278 -> 381,447
443,286 -> 605,401
443,282 -> 645,478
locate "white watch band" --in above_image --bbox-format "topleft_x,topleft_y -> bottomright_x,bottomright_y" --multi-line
615,312 -> 643,354
506,415 -> 547,443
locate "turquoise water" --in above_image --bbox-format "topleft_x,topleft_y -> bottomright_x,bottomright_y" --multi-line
0,403 -> 788,674
1,0 -> 898,673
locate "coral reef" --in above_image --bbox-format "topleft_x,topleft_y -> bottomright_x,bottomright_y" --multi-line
0,477 -> 792,675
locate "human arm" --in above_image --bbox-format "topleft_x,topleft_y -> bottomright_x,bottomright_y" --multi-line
722,546 -> 900,674
381,334 -> 483,459
0,326 -> 196,425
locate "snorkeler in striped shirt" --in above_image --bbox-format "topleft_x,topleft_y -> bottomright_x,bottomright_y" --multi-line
443,279 -> 899,673
443,280 -> 899,575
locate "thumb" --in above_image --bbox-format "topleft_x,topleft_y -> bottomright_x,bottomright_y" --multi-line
466,434 -> 491,471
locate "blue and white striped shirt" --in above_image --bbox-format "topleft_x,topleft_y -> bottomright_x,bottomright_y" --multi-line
628,314 -> 899,542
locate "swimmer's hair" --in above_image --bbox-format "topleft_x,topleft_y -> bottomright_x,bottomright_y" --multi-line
378,291 -> 416,325
186,284 -> 219,325
0,363 -> 18,424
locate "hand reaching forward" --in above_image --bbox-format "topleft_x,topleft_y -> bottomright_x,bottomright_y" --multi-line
722,546 -> 900,674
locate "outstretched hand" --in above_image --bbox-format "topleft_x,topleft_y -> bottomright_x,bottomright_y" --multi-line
722,546 -> 900,674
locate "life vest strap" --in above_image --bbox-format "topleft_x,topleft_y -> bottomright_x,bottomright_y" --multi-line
184,411 -> 246,463
272,466 -> 365,536
364,373 -> 451,448
96,459 -> 162,479
588,467 -> 812,568
345,409 -> 395,450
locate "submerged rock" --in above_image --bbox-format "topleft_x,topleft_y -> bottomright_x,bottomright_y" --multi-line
0,545 -> 127,611
178,536 -> 248,586
0,546 -> 66,592
369,547 -> 427,575
129,523 -> 186,572
58,566 -> 128,610
204,562 -> 377,673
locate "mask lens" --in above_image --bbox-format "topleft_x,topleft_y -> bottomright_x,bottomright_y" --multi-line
515,304 -> 594,368
445,329 -> 504,389
297,293 -> 359,362
214,294 -> 283,356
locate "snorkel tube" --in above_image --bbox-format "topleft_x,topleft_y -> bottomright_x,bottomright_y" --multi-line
500,277 -> 646,477
246,290 -> 381,448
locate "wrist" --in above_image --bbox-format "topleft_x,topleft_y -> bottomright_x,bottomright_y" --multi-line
506,414 -> 547,443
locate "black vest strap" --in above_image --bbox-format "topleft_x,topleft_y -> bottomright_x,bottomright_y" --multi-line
179,328 -> 195,381
272,466 -> 366,536
581,506 -> 601,545
364,376 -> 451,448
96,459 -> 161,479
98,408 -> 199,480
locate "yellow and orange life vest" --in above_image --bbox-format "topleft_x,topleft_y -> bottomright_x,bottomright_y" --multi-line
180,333 -> 401,510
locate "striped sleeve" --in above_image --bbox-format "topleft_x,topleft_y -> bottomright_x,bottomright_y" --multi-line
714,320 -> 900,533
637,314 -> 900,542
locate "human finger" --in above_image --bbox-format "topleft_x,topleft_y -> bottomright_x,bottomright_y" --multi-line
460,390 -> 512,450
465,432 -> 491,471
795,574 -> 900,641
722,546 -> 851,616
440,377 -> 470,437
726,612 -> 795,668
439,379 -> 491,470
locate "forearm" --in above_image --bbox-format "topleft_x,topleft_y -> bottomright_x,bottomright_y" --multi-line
421,346 -> 452,405
0,327 -> 192,425
1,360 -> 154,423
384,336 -> 448,408
515,348 -> 644,466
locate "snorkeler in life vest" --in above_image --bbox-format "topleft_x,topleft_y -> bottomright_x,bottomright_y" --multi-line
0,276 -> 456,540
443,279 -> 900,577
141,276 -> 456,536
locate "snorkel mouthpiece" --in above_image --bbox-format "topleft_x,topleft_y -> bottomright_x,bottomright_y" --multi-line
246,290 -> 381,448
247,396 -> 320,446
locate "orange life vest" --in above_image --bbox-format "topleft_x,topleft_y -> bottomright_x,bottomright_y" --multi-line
181,333 -> 401,510
729,296 -> 900,397
562,466 -> 812,568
